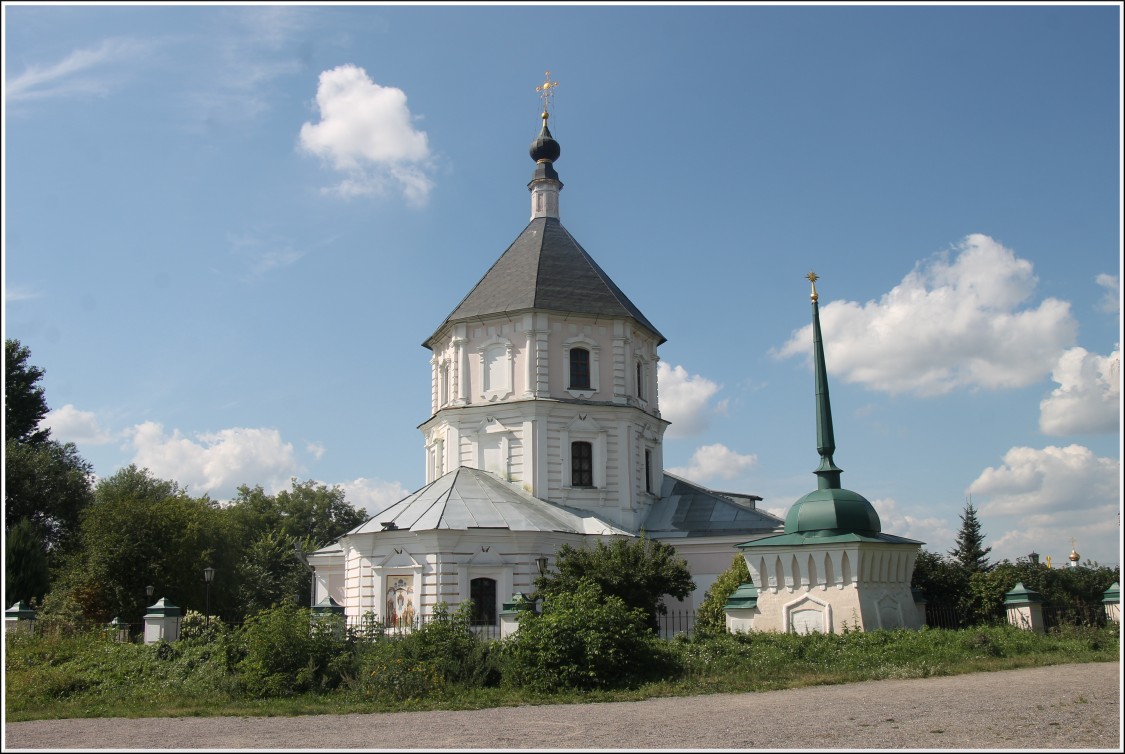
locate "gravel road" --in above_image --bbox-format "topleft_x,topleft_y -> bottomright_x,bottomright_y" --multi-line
5,662 -> 1120,750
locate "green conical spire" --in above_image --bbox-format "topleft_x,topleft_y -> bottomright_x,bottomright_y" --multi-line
808,272 -> 842,490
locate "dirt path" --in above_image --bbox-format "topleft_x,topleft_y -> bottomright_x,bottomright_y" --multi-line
5,662 -> 1120,750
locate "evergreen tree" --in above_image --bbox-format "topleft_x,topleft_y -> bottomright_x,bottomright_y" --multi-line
949,499 -> 992,572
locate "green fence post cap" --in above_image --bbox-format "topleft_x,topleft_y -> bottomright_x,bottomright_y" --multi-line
5,601 -> 36,620
1003,581 -> 1043,605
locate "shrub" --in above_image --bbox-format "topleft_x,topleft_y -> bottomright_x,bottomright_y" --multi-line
235,602 -> 351,697
178,609 -> 229,644
348,602 -> 499,700
535,536 -> 695,632
695,555 -> 751,636
501,579 -> 678,693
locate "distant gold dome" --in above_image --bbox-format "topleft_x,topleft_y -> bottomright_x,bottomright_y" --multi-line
1069,548 -> 1081,562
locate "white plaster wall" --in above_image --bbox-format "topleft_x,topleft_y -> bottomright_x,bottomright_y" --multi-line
331,529 -> 597,623
741,541 -> 922,633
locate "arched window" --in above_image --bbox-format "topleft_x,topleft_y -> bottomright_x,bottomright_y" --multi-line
569,348 -> 591,390
470,577 -> 497,626
571,440 -> 594,487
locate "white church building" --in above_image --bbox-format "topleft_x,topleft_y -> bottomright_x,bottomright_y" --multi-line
306,94 -> 784,629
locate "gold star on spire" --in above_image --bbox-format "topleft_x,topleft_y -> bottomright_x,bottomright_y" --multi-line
536,70 -> 559,120
807,271 -> 820,302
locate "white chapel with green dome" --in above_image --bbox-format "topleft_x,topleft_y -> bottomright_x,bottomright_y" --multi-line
725,274 -> 925,634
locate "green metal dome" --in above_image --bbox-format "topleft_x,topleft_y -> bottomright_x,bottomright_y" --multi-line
784,487 -> 881,535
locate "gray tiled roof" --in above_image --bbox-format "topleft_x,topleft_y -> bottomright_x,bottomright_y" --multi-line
643,473 -> 785,537
349,466 -> 630,535
424,217 -> 665,348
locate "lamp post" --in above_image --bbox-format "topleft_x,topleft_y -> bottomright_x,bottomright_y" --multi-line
203,566 -> 216,626
145,584 -> 154,601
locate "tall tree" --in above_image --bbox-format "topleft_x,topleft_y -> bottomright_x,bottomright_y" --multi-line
534,535 -> 695,632
5,439 -> 94,551
949,499 -> 993,573
5,517 -> 50,605
59,466 -> 231,623
5,338 -> 51,445
4,339 -> 94,555
226,479 -> 367,549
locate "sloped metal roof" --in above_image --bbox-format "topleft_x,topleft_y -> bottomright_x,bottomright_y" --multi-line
349,466 -> 630,535
643,473 -> 784,537
424,217 -> 664,348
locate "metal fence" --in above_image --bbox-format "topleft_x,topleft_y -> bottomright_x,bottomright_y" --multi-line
657,611 -> 697,639
343,613 -> 503,641
925,603 -> 1107,631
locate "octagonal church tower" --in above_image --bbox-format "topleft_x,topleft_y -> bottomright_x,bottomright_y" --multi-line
731,274 -> 924,634
308,81 -> 783,627
419,104 -> 668,533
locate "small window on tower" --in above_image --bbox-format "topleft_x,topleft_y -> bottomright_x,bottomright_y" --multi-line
636,362 -> 644,400
645,449 -> 653,493
570,348 -> 591,390
571,441 -> 594,487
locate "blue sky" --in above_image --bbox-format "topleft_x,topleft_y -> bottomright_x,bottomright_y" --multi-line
4,3 -> 1121,568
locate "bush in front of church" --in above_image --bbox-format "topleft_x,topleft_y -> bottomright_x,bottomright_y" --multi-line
236,601 -> 352,697
694,554 -> 752,636
500,578 -> 679,693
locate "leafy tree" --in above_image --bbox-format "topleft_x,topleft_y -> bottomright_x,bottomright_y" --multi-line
226,479 -> 367,549
949,499 -> 992,573
236,530 -> 313,616
4,439 -> 95,552
4,339 -> 95,558
5,517 -> 50,605
534,535 -> 695,631
5,338 -> 51,445
695,554 -> 751,635
58,466 -> 232,623
966,557 -> 1120,626
911,549 -> 970,605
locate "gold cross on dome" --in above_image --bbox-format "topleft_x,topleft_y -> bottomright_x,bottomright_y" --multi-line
536,71 -> 559,115
807,271 -> 820,301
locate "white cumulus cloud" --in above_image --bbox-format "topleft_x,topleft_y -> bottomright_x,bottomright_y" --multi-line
126,422 -> 298,500
667,443 -> 757,483
776,234 -> 1077,396
969,444 -> 1119,517
43,404 -> 114,445
1039,346 -> 1121,435
339,477 -> 411,516
299,65 -> 433,206
657,362 -> 724,438
870,497 -> 953,552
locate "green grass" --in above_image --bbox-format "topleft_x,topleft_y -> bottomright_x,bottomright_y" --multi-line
6,623 -> 1118,722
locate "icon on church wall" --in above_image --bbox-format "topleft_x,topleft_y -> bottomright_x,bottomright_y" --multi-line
387,576 -> 415,628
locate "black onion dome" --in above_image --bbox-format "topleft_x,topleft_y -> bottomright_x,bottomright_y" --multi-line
529,119 -> 561,163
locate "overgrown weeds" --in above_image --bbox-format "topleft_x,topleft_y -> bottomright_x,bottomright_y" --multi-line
5,614 -> 1118,722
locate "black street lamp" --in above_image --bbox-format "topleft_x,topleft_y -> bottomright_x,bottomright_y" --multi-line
145,584 -> 154,601
203,566 -> 216,625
